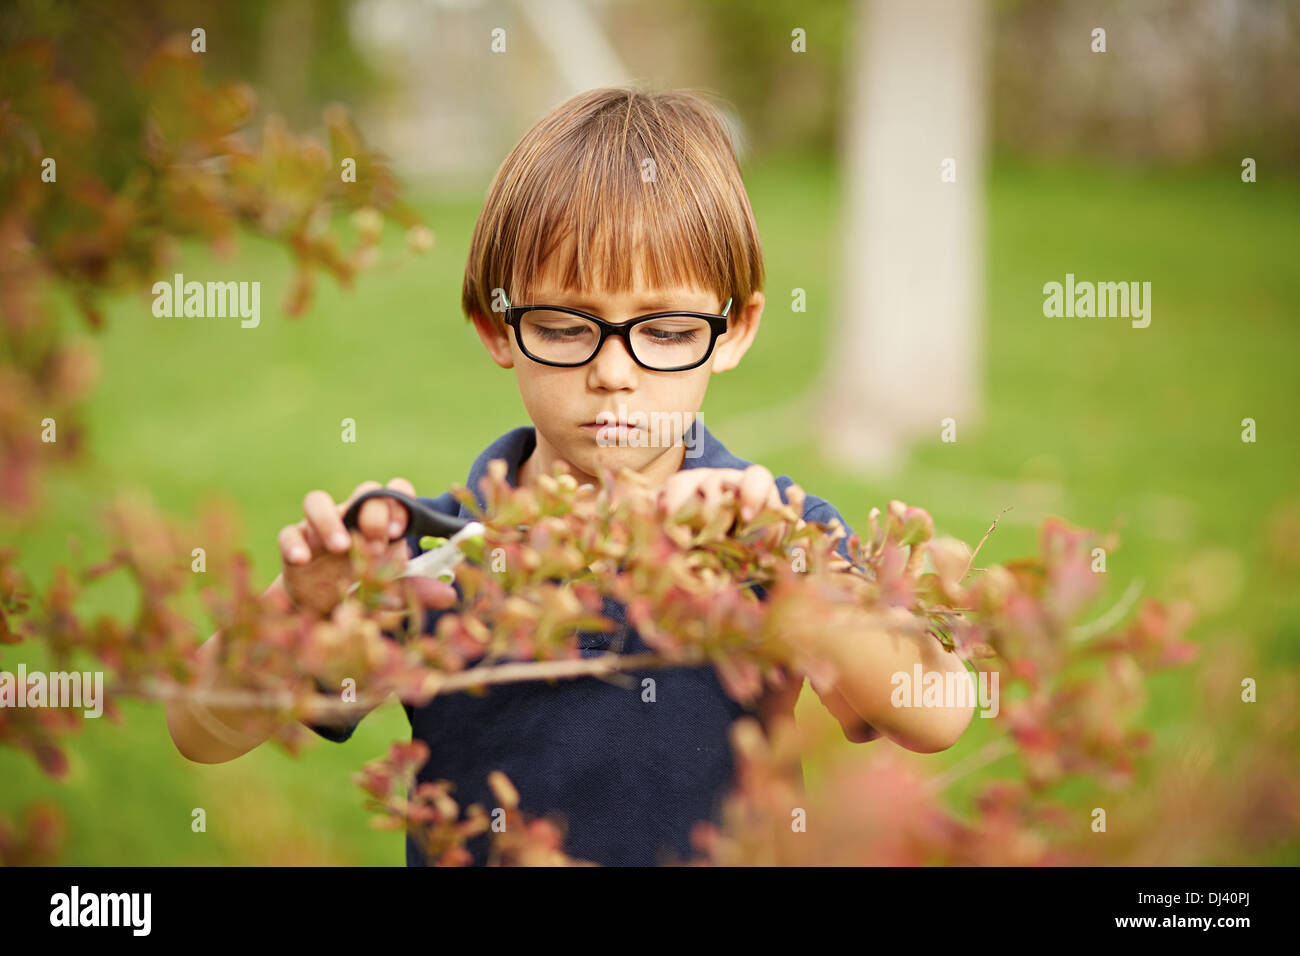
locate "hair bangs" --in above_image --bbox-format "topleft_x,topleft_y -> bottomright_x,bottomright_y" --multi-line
465,87 -> 763,327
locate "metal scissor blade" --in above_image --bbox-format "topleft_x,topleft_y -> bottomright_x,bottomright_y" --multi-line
344,520 -> 485,600
401,520 -> 485,582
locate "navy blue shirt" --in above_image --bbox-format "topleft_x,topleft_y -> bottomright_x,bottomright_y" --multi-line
309,419 -> 860,866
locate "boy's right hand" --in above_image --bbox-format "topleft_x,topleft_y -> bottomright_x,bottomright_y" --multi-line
277,478 -> 416,616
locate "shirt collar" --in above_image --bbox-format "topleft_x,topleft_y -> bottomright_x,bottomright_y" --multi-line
460,417 -> 749,515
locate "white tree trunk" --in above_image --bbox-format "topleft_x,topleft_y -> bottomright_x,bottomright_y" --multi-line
819,0 -> 988,472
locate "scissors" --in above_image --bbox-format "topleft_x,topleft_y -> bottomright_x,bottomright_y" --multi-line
341,488 -> 483,584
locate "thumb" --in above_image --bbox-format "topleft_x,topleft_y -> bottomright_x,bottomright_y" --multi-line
411,576 -> 458,611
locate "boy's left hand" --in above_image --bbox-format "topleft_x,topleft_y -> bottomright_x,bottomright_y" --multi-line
660,464 -> 794,524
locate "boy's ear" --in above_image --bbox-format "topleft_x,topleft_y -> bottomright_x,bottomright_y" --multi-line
471,308 -> 515,369
711,291 -> 764,374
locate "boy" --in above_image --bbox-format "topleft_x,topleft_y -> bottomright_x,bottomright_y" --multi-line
166,87 -> 973,866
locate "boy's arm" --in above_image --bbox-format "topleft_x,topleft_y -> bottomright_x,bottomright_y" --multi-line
755,664 -> 883,743
167,479 -> 417,763
657,466 -> 975,752
164,627 -> 277,765
164,572 -> 284,765
164,573 -> 382,763
800,498 -> 973,753
810,681 -> 883,743
810,611 -> 974,753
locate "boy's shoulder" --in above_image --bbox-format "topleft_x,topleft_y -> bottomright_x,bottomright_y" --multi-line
416,489 -> 461,514
772,476 -> 859,568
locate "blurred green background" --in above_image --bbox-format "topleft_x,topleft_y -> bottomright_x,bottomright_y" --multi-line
2,0 -> 1298,864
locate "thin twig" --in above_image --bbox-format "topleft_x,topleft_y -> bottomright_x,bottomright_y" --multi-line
961,507 -> 1012,582
925,737 -> 1017,795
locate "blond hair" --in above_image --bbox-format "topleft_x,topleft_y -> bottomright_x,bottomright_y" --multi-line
462,87 -> 764,329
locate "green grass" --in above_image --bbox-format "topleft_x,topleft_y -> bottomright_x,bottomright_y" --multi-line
3,155 -> 1298,864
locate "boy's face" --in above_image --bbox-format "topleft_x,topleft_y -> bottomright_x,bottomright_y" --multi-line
472,252 -> 763,488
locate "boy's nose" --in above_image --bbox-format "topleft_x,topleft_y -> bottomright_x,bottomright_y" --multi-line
586,334 -> 639,389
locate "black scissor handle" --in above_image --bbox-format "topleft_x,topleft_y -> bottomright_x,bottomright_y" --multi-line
341,489 -> 472,542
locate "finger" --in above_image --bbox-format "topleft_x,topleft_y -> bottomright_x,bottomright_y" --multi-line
411,576 -> 458,611
662,472 -> 701,517
385,477 -> 416,538
339,480 -> 386,551
339,479 -> 383,521
698,471 -> 729,516
785,481 -> 805,511
278,525 -> 311,565
305,489 -> 352,552
300,520 -> 324,554
357,498 -> 393,553
738,465 -> 776,521
340,480 -> 384,518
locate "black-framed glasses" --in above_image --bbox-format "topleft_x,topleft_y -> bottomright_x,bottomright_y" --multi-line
501,293 -> 732,371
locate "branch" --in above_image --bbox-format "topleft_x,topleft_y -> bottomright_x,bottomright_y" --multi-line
115,652 -> 677,716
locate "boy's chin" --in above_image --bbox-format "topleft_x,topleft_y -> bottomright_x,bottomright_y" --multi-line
574,441 -> 668,478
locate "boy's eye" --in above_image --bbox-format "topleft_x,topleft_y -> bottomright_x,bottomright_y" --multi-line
634,318 -> 709,348
534,324 -> 592,340
642,327 -> 700,344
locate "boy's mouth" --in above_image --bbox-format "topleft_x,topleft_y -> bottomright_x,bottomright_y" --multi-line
581,421 -> 643,430
580,421 -> 645,437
